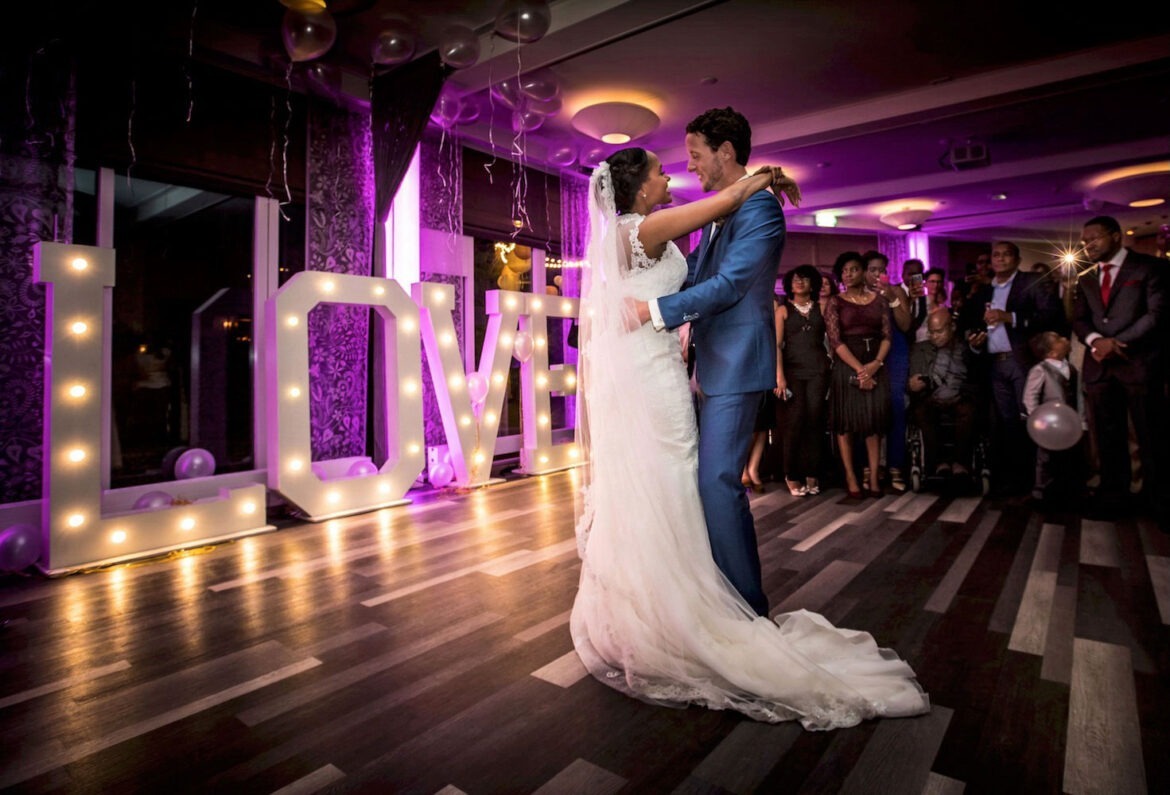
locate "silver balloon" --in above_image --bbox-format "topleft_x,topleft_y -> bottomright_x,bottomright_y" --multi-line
281,6 -> 337,63
439,24 -> 480,69
0,523 -> 42,572
511,109 -> 544,133
494,0 -> 552,44
371,20 -> 416,66
524,95 -> 561,117
1026,401 -> 1083,451
548,145 -> 577,167
347,459 -> 379,477
491,78 -> 522,110
175,448 -> 216,479
518,68 -> 560,102
133,490 -> 174,510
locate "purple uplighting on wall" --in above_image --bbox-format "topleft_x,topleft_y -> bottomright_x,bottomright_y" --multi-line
306,101 -> 374,462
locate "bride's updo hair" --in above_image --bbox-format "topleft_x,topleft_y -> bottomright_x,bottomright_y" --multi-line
604,148 -> 651,214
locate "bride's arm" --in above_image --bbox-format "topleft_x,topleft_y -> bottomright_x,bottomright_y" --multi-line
636,167 -> 791,253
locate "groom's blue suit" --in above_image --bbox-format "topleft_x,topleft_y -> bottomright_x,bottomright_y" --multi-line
656,190 -> 786,616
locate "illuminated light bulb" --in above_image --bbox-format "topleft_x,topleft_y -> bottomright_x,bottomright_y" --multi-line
287,386 -> 302,399
321,279 -> 336,293
566,374 -> 577,386
180,517 -> 196,531
561,300 -> 572,313
539,455 -> 550,464
538,414 -> 549,426
66,513 -> 85,528
67,448 -> 86,463
535,337 -> 546,348
400,318 -> 416,332
403,380 -> 418,394
485,411 -> 497,423
327,490 -> 341,504
460,415 -> 472,426
505,296 -> 518,309
432,292 -> 445,305
448,374 -> 465,390
569,446 -> 579,458
241,500 -> 257,515
408,443 -> 421,454
536,375 -> 548,387
110,529 -> 128,544
70,257 -> 89,271
68,383 -> 87,399
474,451 -> 486,464
500,334 -> 513,348
70,320 -> 89,335
286,315 -> 299,327
288,458 -> 304,472
378,482 -> 391,494
492,372 -> 505,384
440,331 -> 453,346
373,285 -> 385,296
532,298 -> 543,310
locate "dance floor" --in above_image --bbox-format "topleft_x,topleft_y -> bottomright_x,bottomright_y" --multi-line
1,470 -> 1167,793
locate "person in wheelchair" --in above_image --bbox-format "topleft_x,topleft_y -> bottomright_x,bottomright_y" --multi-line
908,309 -> 980,484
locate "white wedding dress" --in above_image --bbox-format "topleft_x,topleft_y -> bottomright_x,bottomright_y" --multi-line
571,213 -> 929,730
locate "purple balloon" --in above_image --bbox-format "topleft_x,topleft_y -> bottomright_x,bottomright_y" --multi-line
511,109 -> 544,134
548,145 -> 577,167
175,448 -> 216,480
347,460 -> 379,477
0,524 -> 42,572
133,490 -> 174,511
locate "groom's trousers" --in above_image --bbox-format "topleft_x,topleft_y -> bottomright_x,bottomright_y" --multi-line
697,390 -> 769,616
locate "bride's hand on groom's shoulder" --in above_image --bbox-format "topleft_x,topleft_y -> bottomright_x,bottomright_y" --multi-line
755,166 -> 801,208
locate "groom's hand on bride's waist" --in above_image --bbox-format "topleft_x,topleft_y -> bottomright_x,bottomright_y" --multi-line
623,298 -> 651,331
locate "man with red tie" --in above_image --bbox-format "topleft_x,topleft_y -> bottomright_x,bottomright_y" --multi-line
1073,215 -> 1166,518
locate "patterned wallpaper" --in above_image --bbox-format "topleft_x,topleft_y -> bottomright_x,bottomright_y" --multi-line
0,56 -> 74,504
306,101 -> 374,462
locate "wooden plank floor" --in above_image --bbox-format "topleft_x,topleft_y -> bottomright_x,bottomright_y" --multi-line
1,470 -> 1167,794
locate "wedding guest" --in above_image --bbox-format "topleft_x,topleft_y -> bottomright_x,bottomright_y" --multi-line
1023,331 -> 1083,504
826,251 -> 891,498
908,309 -> 978,482
777,265 -> 830,496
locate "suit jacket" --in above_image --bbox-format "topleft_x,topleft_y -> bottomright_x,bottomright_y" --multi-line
959,270 -> 1065,370
656,190 -> 786,395
1023,359 -> 1078,416
1071,248 -> 1165,385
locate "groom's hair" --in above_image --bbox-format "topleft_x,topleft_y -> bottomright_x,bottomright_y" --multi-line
686,107 -> 751,165
605,148 -> 651,214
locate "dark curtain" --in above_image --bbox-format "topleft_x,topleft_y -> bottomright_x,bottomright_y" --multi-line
371,51 -> 450,223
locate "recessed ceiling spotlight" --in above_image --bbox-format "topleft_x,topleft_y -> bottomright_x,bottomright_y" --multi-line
817,162 -> 831,169
991,193 -> 1007,201
700,76 -> 718,85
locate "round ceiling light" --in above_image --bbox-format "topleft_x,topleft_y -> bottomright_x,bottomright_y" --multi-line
1087,168 -> 1169,209
571,102 -> 660,144
879,209 -> 932,231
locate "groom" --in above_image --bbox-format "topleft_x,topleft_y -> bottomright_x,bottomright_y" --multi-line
637,107 -> 786,616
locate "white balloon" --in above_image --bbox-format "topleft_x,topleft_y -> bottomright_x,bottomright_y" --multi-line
371,20 -> 416,66
175,448 -> 216,479
281,7 -> 337,63
1026,401 -> 1083,451
467,372 -> 489,404
439,24 -> 480,69
513,331 -> 534,362
133,490 -> 174,510
494,0 -> 552,44
347,459 -> 379,477
518,68 -> 560,102
430,461 -> 454,488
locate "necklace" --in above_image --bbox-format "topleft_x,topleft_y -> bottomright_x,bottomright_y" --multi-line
842,291 -> 871,305
791,298 -> 814,315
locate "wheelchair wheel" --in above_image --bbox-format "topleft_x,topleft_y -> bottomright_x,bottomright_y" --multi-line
911,469 -> 922,493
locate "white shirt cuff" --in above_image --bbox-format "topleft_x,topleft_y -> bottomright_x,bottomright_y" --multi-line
1084,332 -> 1102,346
648,298 -> 665,331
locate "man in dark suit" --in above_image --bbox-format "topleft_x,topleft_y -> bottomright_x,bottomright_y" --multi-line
1073,215 -> 1166,517
960,240 -> 1065,494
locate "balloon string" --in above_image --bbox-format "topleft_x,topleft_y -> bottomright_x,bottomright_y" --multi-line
265,93 -> 276,204
482,34 -> 499,185
279,62 -> 293,220
185,0 -> 198,123
126,78 -> 136,192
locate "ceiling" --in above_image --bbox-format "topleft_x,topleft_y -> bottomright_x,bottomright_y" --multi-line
72,0 -> 1170,246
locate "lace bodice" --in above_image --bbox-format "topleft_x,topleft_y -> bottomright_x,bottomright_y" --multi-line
617,214 -> 687,300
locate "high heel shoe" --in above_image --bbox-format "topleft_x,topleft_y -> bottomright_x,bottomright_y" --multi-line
785,479 -> 807,497
845,477 -> 863,500
805,479 -> 820,496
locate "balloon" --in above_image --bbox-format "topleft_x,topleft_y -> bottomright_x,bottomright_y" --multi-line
518,68 -> 560,102
439,24 -> 480,69
347,459 -> 378,477
553,275 -> 563,287
582,147 -> 607,168
494,0 -> 552,44
514,244 -> 532,259
548,145 -> 576,167
513,331 -> 534,362
466,372 -> 489,404
0,524 -> 42,572
1026,401 -> 1083,451
511,109 -> 544,133
175,448 -> 216,479
430,92 -> 463,129
524,95 -> 562,117
281,6 -> 337,63
161,446 -> 188,478
545,285 -> 559,295
133,490 -> 174,510
456,98 -> 481,124
490,78 -> 522,110
430,461 -> 454,488
371,20 -> 416,66
497,270 -> 520,290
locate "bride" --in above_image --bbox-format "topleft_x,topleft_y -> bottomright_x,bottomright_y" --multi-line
570,147 -> 930,729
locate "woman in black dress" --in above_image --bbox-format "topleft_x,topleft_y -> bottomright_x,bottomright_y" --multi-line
777,265 -> 831,496
825,251 -> 892,498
